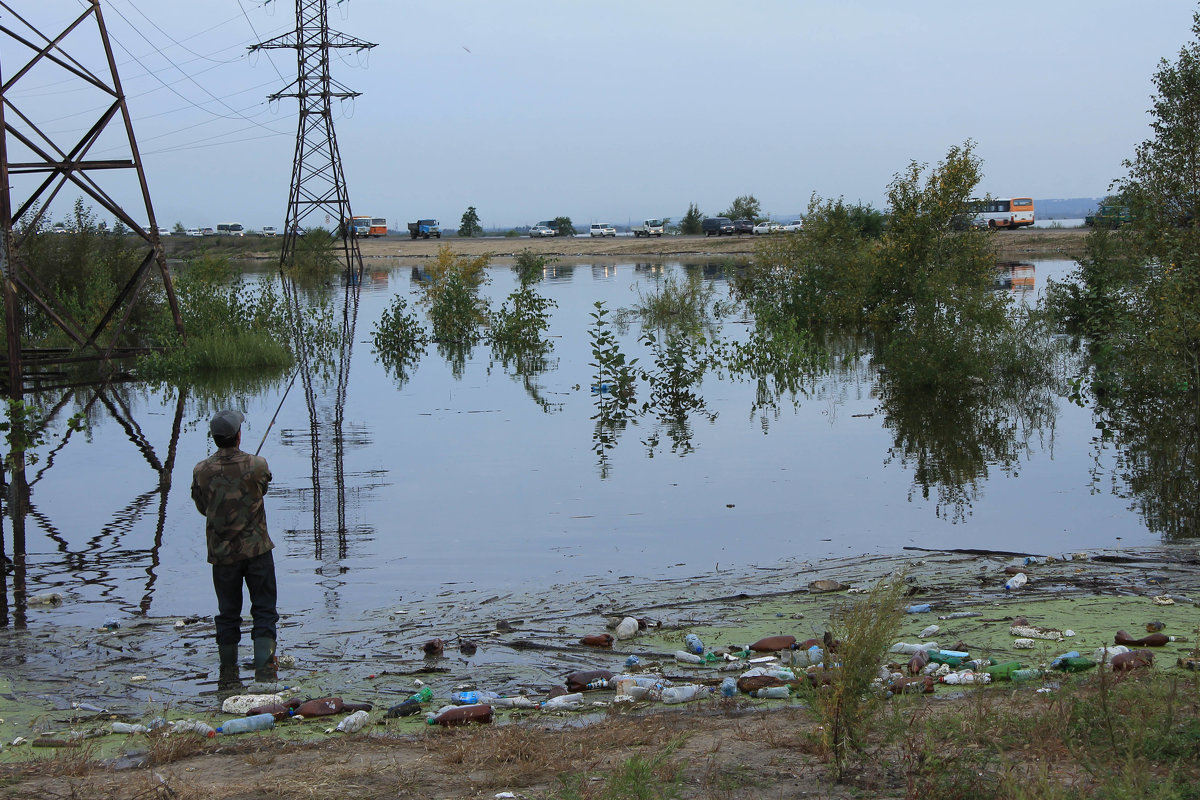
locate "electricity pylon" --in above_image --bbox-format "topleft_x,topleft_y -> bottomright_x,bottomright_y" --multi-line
250,0 -> 375,278
0,1 -> 185,396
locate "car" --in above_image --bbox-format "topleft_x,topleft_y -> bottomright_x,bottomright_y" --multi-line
779,219 -> 803,233
590,223 -> 616,237
529,224 -> 556,238
701,217 -> 734,236
186,228 -> 201,237
733,219 -> 755,235
752,221 -> 776,235
262,226 -> 277,237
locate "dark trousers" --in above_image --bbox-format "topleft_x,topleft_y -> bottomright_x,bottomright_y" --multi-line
212,550 -> 279,645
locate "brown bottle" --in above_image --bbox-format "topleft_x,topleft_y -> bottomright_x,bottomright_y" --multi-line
291,697 -> 344,718
737,675 -> 785,694
749,635 -> 796,652
1115,630 -> 1169,647
566,670 -> 614,692
429,704 -> 493,727
908,649 -> 930,676
249,698 -> 302,720
1111,650 -> 1154,671
889,675 -> 935,694
579,634 -> 614,648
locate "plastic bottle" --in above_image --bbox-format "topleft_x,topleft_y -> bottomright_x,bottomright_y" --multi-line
684,634 -> 704,655
748,635 -> 796,652
905,604 -> 931,614
248,699 -> 303,720
567,670 -> 614,692
111,722 -> 149,734
335,710 -> 370,733
580,634 -> 614,648
624,655 -> 641,668
614,617 -> 639,640
753,686 -> 790,699
1010,668 -> 1041,682
889,642 -> 938,655
451,690 -> 500,705
169,720 -> 216,737
541,692 -> 583,710
719,677 -> 737,697
908,649 -> 930,675
937,611 -> 982,620
428,704 -> 493,726
1004,573 -> 1028,591
1111,650 -> 1154,671
216,713 -> 275,734
1114,630 -> 1186,647
409,686 -> 433,703
940,671 -> 990,686
290,698 -> 344,718
1050,650 -> 1080,668
983,661 -> 1023,680
674,650 -> 704,664
919,624 -> 940,638
928,652 -> 964,667
491,696 -> 536,709
661,685 -> 707,704
1053,657 -> 1096,673
385,699 -> 422,718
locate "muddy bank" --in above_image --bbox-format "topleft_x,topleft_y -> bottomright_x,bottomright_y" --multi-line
1,545 -> 1197,788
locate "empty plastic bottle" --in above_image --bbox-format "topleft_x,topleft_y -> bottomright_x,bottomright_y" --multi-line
905,604 -> 931,614
385,699 -> 422,718
624,655 -> 641,668
1004,573 -> 1028,591
674,650 -> 704,664
567,670 -> 614,692
541,692 -> 583,710
491,696 -> 536,709
719,677 -> 737,698
748,635 -> 797,652
428,704 -> 493,726
335,710 -> 370,733
684,633 -> 704,655
941,671 -> 991,685
111,722 -> 149,735
919,624 -> 940,638
753,686 -> 790,699
889,642 -> 939,655
216,713 -> 275,735
983,661 -> 1023,680
409,686 -> 433,703
451,690 -> 500,705
661,685 -> 707,704
169,720 -> 216,737
1010,668 -> 1041,682
614,617 -> 639,640
1053,657 -> 1096,673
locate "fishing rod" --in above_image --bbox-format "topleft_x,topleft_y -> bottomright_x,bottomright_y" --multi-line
255,367 -> 301,456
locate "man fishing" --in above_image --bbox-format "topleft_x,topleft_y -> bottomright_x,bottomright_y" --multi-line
191,409 -> 278,685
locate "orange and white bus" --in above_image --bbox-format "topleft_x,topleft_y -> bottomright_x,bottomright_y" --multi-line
349,215 -> 389,237
969,197 -> 1035,229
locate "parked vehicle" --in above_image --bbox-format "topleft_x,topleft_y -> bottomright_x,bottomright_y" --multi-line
752,221 -> 777,235
967,197 -> 1035,229
590,223 -> 616,237
216,222 -> 245,236
262,226 -> 277,237
631,218 -> 665,237
734,219 -> 755,235
701,217 -> 734,236
186,228 -> 202,237
407,219 -> 441,239
200,227 -> 215,236
529,224 -> 556,238
350,215 -> 389,237
1084,204 -> 1132,228
779,219 -> 803,233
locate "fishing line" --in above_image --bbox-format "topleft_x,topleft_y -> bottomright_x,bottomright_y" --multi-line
254,366 -> 300,456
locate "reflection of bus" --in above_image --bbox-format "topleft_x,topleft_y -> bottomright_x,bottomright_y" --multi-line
216,222 -> 245,236
349,215 -> 389,237
969,198 -> 1035,229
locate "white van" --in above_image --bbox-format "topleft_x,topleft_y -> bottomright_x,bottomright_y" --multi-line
589,223 -> 615,237
216,222 -> 245,236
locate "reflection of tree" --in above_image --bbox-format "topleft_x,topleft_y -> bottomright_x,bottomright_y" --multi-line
872,319 -> 1062,522
1091,387 -> 1200,538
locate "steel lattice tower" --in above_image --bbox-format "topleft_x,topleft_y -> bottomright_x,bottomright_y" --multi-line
251,1 -> 375,277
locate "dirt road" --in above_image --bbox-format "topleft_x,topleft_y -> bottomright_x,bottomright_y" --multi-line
354,228 -> 1089,261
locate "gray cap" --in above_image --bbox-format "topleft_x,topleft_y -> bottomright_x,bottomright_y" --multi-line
210,409 -> 245,439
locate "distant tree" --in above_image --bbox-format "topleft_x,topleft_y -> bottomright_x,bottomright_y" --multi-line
723,195 -> 762,221
552,216 -> 576,237
172,221 -> 186,235
680,203 -> 703,235
458,206 -> 482,238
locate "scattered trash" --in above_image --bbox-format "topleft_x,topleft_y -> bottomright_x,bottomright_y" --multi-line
613,617 -> 639,640
385,699 -> 422,718
1004,573 -> 1028,591
808,579 -> 847,593
905,604 -> 932,614
752,685 -> 789,699
624,655 -> 640,668
1111,650 -> 1154,672
937,611 -> 981,620
429,704 -> 494,726
580,634 -> 614,648
1013,638 -> 1036,649
748,635 -> 796,651
541,693 -> 583,710
567,670 -> 613,692
1115,629 -> 1185,647
662,685 -> 708,704
684,633 -> 704,655
941,670 -> 991,685
719,677 -> 737,697
27,592 -> 63,607
169,720 -> 216,737
919,624 -> 940,639
111,722 -> 149,735
1010,625 -> 1074,641
100,618 -> 120,630
674,650 -> 703,664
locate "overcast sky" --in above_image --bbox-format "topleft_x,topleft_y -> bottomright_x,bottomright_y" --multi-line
6,1 -> 1195,231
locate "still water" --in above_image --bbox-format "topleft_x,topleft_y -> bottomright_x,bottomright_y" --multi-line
3,257 -> 1151,633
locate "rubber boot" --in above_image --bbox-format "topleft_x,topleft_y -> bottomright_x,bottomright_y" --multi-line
218,643 -> 241,689
252,638 -> 277,683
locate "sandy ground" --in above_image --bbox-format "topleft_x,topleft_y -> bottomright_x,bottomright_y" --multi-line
351,228 -> 1089,261
2,545 -> 1198,799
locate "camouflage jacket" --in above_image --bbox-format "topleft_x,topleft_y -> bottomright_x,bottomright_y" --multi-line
191,446 -> 274,565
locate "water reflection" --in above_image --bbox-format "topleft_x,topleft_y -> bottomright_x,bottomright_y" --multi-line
993,261 -> 1036,301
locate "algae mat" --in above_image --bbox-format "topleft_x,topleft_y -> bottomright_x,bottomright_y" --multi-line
1,546 -> 1198,762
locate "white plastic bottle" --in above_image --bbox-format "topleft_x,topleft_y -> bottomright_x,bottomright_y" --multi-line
169,720 -> 215,737
335,710 -> 370,733
111,722 -> 149,734
541,693 -> 583,710
674,650 -> 704,664
1004,573 -> 1028,591
941,671 -> 991,686
614,617 -> 639,640
661,685 -> 707,704
753,686 -> 790,699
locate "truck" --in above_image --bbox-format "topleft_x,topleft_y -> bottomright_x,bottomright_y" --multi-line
407,219 -> 441,239
349,216 -> 390,237
631,218 -> 665,237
